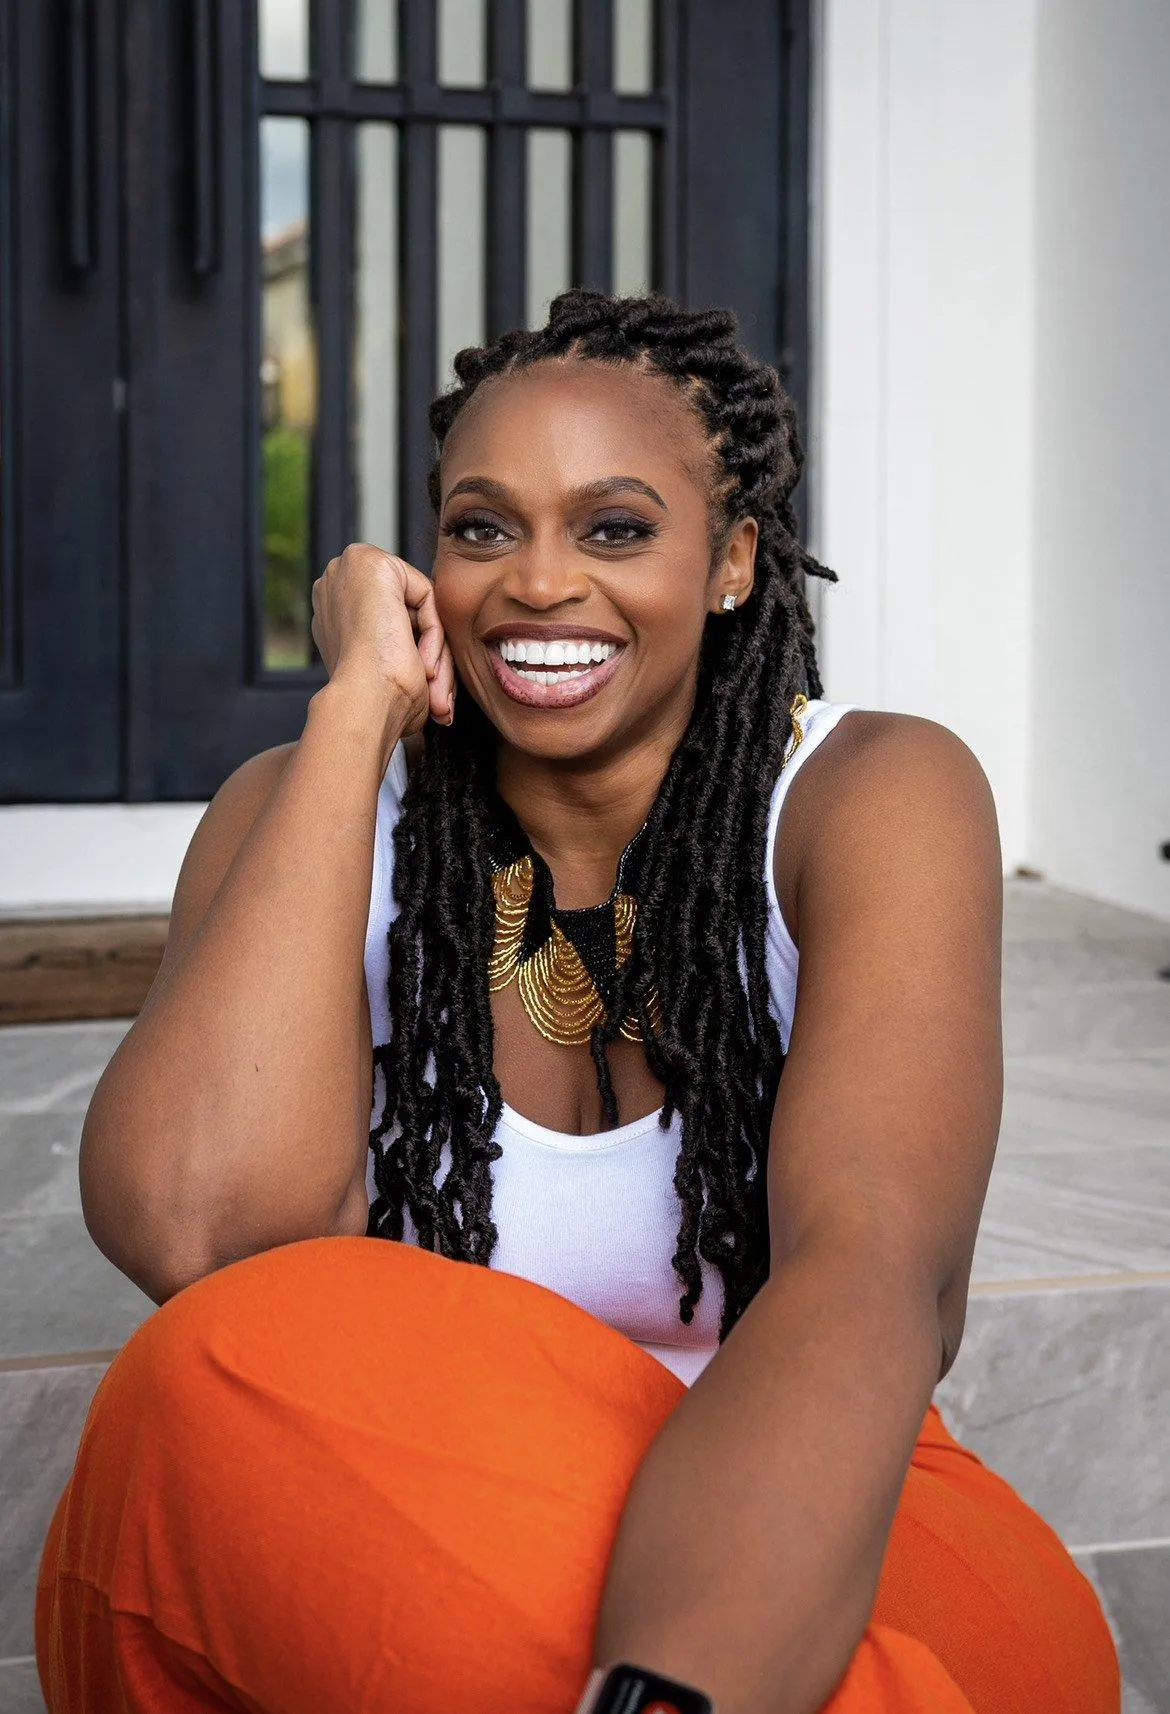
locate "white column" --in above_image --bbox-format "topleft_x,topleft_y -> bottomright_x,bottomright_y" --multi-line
813,0 -> 1037,872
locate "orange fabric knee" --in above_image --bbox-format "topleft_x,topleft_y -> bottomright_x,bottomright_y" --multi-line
37,1238 -> 1120,1714
38,1237 -> 685,1713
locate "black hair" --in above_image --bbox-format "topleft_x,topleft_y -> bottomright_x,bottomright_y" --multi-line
368,288 -> 837,1340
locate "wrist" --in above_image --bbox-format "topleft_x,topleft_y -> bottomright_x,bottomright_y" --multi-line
307,675 -> 411,778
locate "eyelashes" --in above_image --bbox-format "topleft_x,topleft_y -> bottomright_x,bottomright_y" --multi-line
440,513 -> 510,547
440,511 -> 659,549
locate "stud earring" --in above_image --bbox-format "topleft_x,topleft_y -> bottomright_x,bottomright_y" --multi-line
721,593 -> 737,611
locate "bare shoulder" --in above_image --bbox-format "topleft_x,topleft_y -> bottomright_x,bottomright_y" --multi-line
158,742 -> 299,978
775,711 -> 1000,946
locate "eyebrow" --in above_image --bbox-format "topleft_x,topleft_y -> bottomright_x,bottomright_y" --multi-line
443,474 -> 668,511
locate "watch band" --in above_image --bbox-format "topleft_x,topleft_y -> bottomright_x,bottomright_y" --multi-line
575,1661 -> 715,1714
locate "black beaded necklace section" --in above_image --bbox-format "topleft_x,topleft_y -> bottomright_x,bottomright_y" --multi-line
483,783 -> 664,1046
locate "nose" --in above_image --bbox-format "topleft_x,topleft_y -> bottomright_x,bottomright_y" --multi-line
498,535 -> 591,610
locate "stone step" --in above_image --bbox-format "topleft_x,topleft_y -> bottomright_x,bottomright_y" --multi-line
0,1657 -> 47,1714
936,1276 -> 1170,1708
937,1278 -> 1170,1549
3,865 -> 1169,1705
1074,1546 -> 1170,1714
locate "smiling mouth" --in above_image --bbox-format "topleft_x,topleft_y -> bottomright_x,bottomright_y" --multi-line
484,640 -> 627,709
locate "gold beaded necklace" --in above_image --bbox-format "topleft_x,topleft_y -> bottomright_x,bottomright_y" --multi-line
485,791 -> 663,1047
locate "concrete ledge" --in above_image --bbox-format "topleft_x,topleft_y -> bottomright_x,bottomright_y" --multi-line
0,805 -> 205,916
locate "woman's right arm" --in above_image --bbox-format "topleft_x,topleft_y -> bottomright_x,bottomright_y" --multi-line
79,546 -> 454,1305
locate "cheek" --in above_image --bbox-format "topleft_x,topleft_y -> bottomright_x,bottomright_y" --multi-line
431,560 -> 480,638
633,554 -> 712,650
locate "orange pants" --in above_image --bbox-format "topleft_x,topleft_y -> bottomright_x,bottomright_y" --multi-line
36,1237 -> 1120,1713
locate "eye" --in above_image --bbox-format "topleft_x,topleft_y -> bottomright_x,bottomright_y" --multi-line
587,516 -> 657,547
443,512 -> 510,547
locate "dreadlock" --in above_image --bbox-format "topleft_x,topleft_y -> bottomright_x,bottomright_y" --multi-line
368,288 -> 837,1340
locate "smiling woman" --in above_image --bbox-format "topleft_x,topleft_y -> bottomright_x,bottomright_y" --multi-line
35,291 -> 1120,1714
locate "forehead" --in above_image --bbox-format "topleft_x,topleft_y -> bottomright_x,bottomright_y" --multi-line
438,358 -> 712,501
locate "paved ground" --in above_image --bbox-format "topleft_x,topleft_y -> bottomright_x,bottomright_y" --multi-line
1,879 -> 1168,1711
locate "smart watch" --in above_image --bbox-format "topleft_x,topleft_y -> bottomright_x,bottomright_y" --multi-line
577,1661 -> 715,1714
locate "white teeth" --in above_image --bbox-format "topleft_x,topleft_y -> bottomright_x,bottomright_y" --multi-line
512,666 -> 593,685
498,638 -> 618,666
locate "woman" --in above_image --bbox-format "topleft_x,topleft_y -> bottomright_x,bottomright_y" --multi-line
36,291 -> 1119,1713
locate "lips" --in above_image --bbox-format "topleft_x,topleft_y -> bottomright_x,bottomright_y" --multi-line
480,622 -> 626,648
485,640 -> 627,710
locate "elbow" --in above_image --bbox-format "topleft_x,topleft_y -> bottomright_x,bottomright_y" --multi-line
78,1098 -> 227,1307
83,1205 -> 215,1309
80,1114 -> 371,1309
80,1155 -> 215,1309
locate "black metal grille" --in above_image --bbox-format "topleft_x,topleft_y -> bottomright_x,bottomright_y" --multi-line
253,0 -> 678,678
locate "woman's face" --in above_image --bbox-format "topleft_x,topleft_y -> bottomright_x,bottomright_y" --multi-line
432,359 -> 756,764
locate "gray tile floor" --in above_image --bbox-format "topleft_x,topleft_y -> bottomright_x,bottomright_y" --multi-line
2,879 -> 1169,1710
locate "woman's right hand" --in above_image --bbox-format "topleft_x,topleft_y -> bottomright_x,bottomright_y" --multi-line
310,542 -> 456,735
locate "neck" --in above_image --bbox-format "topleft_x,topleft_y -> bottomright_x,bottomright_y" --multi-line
494,724 -> 683,910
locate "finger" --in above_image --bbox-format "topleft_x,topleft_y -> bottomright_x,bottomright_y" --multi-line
417,620 -> 442,679
430,640 -> 456,720
399,562 -> 445,678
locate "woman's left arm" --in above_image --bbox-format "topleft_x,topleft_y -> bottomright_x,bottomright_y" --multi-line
588,714 -> 1004,1714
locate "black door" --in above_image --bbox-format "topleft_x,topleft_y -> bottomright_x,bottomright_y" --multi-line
0,0 -> 124,798
0,0 -> 809,802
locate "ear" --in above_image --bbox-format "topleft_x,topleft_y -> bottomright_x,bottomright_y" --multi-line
709,516 -> 759,615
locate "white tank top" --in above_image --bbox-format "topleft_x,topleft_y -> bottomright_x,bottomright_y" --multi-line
363,699 -> 858,1386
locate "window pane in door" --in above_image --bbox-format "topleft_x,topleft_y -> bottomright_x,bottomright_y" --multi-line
437,126 -> 486,388
355,125 -> 400,554
259,0 -> 310,80
439,0 -> 487,88
526,129 -> 573,328
527,0 -> 574,91
260,117 -> 316,672
614,0 -> 654,93
613,131 -> 653,295
354,0 -> 399,83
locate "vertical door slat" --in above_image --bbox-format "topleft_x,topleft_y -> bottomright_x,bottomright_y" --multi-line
575,0 -> 615,290
399,0 -> 439,564
488,0 -> 525,337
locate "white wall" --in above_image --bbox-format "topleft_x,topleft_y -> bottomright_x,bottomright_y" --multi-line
1028,0 -> 1170,920
814,0 -> 1037,872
